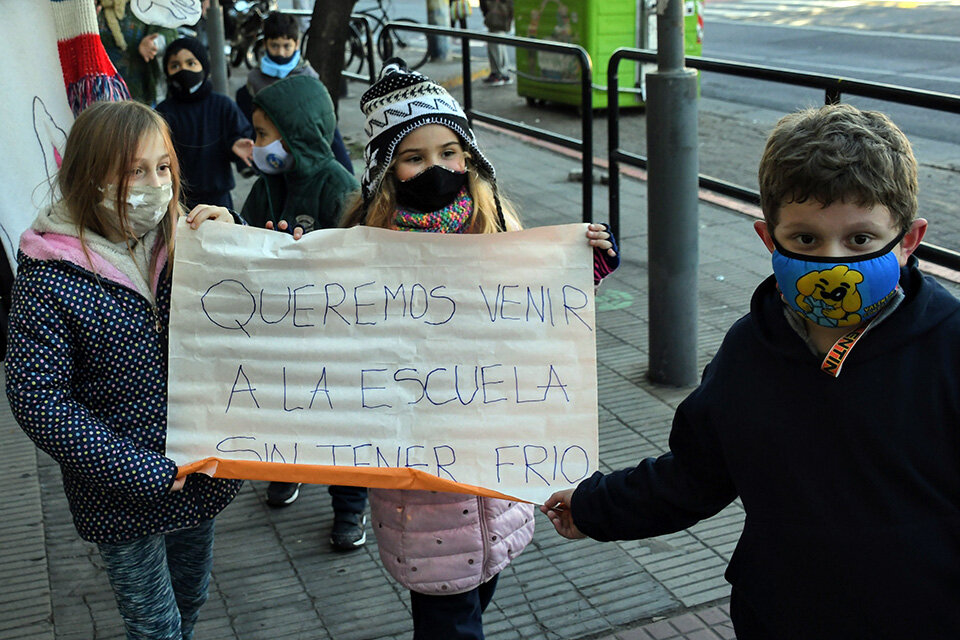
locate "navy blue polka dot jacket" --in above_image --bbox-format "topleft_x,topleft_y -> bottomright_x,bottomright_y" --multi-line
5,229 -> 241,544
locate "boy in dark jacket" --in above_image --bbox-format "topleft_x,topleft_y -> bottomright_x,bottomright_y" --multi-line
156,37 -> 254,210
542,104 -> 960,638
240,74 -> 367,549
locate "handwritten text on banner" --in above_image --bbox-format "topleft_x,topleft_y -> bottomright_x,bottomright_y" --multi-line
165,221 -> 599,503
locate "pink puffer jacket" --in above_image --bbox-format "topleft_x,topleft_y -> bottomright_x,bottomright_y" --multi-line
370,488 -> 535,595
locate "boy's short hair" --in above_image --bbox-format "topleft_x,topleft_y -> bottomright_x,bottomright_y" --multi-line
758,103 -> 918,233
263,12 -> 300,41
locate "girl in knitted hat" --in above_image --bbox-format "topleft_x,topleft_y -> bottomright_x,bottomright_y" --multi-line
341,59 -> 618,640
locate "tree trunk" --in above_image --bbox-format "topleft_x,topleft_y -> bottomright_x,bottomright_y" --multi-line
307,0 -> 359,112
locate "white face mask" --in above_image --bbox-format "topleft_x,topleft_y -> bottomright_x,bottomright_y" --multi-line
102,183 -> 173,238
252,139 -> 295,175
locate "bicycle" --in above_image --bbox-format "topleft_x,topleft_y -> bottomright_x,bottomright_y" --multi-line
227,0 -> 279,69
337,0 -> 431,75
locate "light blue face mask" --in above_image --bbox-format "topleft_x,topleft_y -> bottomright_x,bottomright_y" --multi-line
771,232 -> 905,328
260,49 -> 301,79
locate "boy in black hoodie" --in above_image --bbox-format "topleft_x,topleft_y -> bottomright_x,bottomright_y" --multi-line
156,37 -> 254,210
542,104 -> 960,639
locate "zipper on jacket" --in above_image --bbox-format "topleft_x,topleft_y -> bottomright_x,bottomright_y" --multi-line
476,496 -> 489,573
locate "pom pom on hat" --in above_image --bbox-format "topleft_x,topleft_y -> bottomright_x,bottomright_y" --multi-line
359,58 -> 496,202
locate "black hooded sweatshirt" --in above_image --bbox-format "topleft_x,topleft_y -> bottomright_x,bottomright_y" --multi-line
157,37 -> 253,209
572,257 -> 960,639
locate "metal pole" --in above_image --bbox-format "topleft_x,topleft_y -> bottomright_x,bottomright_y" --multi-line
206,0 -> 229,95
462,36 -> 472,122
580,52 -> 593,224
645,0 -> 700,386
608,51 -> 622,242
426,0 -> 451,61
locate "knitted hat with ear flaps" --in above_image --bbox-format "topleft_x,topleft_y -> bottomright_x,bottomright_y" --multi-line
360,58 -> 497,203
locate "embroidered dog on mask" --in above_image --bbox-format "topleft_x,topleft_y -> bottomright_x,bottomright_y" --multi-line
795,265 -> 864,327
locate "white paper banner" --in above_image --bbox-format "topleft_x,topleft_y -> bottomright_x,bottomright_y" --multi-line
166,221 -> 599,503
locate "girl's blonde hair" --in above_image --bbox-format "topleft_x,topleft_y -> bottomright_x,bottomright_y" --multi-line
57,100 -> 183,270
341,152 -> 521,233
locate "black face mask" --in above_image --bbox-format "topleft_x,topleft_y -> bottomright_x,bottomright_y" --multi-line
268,53 -> 297,66
395,165 -> 468,213
167,69 -> 206,98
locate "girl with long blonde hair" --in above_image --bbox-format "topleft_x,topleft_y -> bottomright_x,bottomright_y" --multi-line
6,100 -> 240,640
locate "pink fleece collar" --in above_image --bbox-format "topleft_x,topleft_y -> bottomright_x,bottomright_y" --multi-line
19,229 -> 166,293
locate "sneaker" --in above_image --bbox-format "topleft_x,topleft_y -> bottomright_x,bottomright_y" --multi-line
482,73 -> 499,84
266,482 -> 301,507
490,74 -> 513,87
330,512 -> 367,551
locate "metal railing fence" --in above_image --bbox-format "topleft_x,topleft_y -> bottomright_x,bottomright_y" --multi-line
341,15 -> 377,84
278,20 -> 960,271
607,48 -> 960,270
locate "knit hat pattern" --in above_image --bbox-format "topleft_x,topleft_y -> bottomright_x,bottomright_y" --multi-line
360,58 -> 496,202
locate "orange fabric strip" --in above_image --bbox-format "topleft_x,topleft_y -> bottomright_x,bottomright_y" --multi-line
177,458 -> 528,502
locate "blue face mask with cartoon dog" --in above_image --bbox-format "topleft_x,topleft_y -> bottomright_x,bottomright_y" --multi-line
771,233 -> 904,328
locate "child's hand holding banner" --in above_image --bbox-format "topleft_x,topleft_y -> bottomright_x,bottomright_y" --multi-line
166,220 -> 599,504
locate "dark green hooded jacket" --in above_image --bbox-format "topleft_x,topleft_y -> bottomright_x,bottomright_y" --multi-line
241,75 -> 359,232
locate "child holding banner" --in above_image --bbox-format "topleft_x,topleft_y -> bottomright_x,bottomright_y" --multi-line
5,100 -> 242,640
540,104 -> 960,638
239,72 -> 369,551
342,59 -> 618,639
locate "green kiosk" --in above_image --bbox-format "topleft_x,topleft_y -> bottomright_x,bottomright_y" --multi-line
515,0 -> 703,108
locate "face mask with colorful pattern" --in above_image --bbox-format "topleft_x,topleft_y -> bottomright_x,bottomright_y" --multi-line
771,232 -> 905,328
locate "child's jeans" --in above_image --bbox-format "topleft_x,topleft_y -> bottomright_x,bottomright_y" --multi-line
410,573 -> 499,640
97,518 -> 216,640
